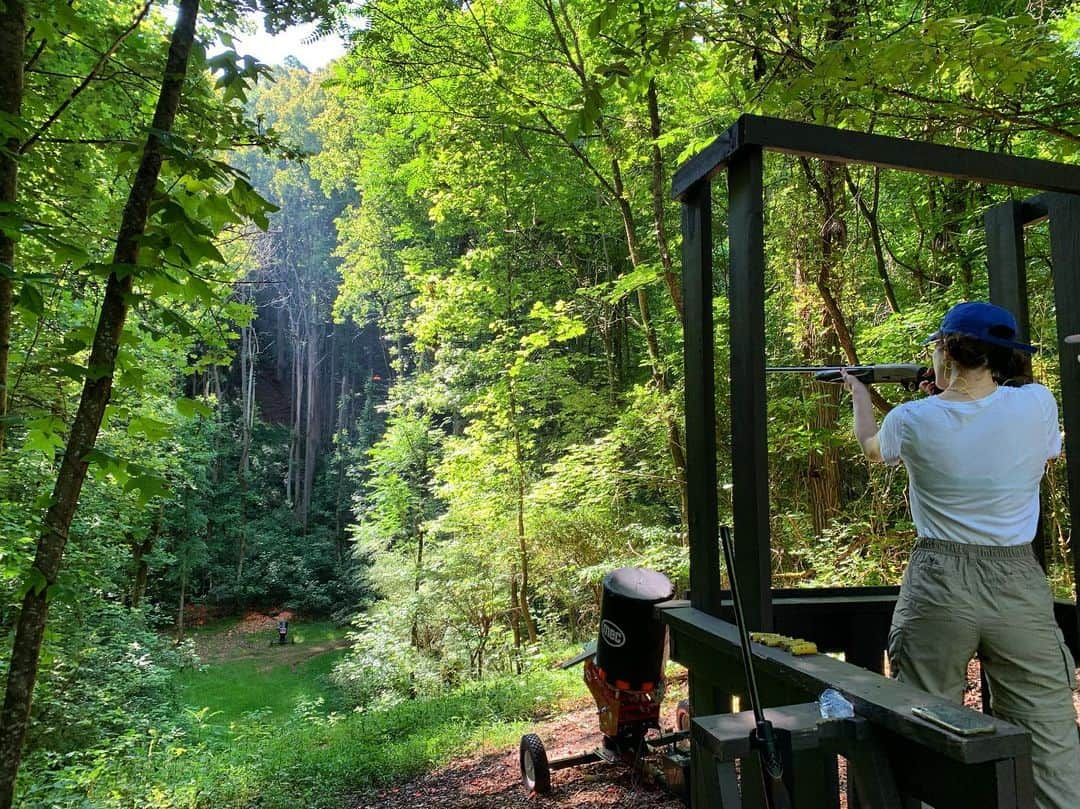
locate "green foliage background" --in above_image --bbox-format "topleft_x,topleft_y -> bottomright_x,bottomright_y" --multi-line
3,0 -> 1080,805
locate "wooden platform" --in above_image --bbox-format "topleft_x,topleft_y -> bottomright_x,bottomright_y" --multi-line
661,605 -> 1035,808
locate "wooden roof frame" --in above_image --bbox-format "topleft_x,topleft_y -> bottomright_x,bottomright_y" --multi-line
673,114 -> 1080,631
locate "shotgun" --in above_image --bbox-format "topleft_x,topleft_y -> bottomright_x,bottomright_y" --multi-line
719,525 -> 793,809
766,364 -> 935,390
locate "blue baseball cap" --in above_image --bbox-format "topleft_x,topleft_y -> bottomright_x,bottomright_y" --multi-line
926,301 -> 1036,353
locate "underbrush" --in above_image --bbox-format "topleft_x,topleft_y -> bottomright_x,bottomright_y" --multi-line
17,666 -> 579,808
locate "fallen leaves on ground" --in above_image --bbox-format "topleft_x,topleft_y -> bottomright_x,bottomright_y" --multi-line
350,659 -> 1080,809
352,690 -> 688,809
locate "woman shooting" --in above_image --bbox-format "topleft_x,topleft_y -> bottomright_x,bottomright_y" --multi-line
842,301 -> 1080,809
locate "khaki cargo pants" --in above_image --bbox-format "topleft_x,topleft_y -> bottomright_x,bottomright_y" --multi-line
889,538 -> 1080,809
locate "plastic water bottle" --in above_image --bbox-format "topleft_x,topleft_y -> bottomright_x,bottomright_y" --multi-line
818,688 -> 854,719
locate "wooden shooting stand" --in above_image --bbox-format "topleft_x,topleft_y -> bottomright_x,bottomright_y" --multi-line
662,115 -> 1080,808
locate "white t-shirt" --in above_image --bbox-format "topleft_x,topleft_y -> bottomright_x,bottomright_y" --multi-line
876,384 -> 1061,546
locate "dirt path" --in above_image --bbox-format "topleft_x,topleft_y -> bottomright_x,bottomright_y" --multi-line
351,696 -> 688,809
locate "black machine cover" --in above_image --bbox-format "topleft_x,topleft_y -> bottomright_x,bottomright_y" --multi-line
595,567 -> 674,690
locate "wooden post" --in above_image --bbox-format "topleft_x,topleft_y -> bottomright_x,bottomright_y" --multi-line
681,180 -> 721,618
1047,193 -> 1080,636
728,146 -> 772,632
983,199 -> 1036,713
985,200 -> 1030,340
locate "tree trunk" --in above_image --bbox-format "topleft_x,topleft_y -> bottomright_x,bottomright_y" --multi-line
236,525 -> 246,590
287,329 -> 302,504
275,303 -> 288,382
609,153 -> 688,524
177,572 -> 188,642
130,536 -> 153,608
800,159 -> 891,415
0,3 -> 200,804
326,328 -> 337,442
333,371 -> 349,560
645,78 -> 683,321
410,527 -> 424,648
502,256 -> 538,645
794,249 -> 842,535
300,323 -> 319,527
130,505 -> 163,608
509,574 -> 523,675
844,168 -> 900,314
537,0 -> 688,524
610,158 -> 688,523
239,319 -> 256,477
0,0 -> 25,454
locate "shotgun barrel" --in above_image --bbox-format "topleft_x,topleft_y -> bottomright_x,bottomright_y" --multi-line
766,363 -> 932,386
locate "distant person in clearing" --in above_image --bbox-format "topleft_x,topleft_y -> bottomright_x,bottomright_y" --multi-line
277,617 -> 288,645
842,301 -> 1080,809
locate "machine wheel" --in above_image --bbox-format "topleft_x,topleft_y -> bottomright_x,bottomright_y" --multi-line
519,733 -> 552,794
675,699 -> 691,732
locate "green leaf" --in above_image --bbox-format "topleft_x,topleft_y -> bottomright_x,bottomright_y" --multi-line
83,449 -> 129,483
51,241 -> 90,269
185,275 -> 218,303
118,366 -> 149,391
604,263 -> 663,303
24,416 -> 66,457
124,473 -> 169,505
127,416 -> 172,443
52,361 -> 89,383
19,567 -> 49,599
16,283 -> 44,318
176,397 -> 213,419
86,363 -> 113,382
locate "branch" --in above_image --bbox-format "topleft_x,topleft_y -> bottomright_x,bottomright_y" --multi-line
843,166 -> 900,313
872,84 -> 1080,145
19,1 -> 152,156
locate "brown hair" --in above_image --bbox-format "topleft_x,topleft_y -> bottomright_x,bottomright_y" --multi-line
942,334 -> 1030,386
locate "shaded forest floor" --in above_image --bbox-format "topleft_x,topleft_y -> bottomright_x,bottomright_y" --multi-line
351,677 -> 690,809
351,661 -> 1080,809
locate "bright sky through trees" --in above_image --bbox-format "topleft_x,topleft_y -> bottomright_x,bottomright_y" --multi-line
161,6 -> 350,69
232,15 -> 347,69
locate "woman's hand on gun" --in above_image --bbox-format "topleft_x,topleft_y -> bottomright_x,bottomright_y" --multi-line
840,368 -> 869,396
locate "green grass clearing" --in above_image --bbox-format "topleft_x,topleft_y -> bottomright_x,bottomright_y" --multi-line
178,620 -> 351,722
21,621 -> 585,808
47,667 -> 582,809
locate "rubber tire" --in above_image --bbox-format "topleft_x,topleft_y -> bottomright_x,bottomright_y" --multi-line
519,733 -> 552,794
675,699 -> 691,732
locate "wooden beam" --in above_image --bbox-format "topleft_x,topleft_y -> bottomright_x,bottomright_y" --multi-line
661,606 -> 1031,764
727,146 -> 772,632
681,181 -> 722,618
692,703 -> 823,760
660,593 -> 1080,660
693,704 -> 841,809
673,115 -> 1080,201
885,737 -> 1033,808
